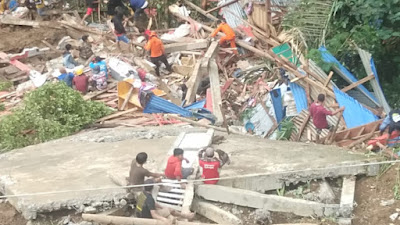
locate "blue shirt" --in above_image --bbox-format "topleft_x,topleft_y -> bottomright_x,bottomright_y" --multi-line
8,0 -> 18,11
63,52 -> 78,69
90,61 -> 108,78
129,0 -> 145,9
58,72 -> 74,87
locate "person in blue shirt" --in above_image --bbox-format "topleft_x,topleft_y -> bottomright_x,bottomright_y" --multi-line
8,0 -> 18,12
57,67 -> 74,87
63,44 -> 79,69
89,56 -> 108,78
379,109 -> 400,136
129,0 -> 148,19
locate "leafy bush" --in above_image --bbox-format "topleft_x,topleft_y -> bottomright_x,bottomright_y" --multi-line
0,81 -> 12,92
0,83 -> 112,151
277,118 -> 296,140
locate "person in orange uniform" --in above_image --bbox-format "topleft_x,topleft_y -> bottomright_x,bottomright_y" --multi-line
144,31 -> 172,77
210,18 -> 238,54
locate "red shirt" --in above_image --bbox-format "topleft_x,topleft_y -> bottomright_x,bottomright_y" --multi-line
310,102 -> 332,129
199,159 -> 220,185
72,75 -> 89,94
165,156 -> 182,179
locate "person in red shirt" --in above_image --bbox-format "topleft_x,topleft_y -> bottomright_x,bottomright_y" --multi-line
310,94 -> 344,143
198,147 -> 225,185
164,148 -> 192,182
72,68 -> 89,94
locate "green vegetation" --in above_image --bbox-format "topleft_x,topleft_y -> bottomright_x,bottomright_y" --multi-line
0,83 -> 112,152
285,0 -> 400,107
0,81 -> 12,92
277,118 -> 296,140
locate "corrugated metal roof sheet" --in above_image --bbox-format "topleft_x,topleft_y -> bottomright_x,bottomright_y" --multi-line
334,87 -> 378,128
249,103 -> 275,136
144,95 -> 193,117
319,46 -> 378,104
289,82 -> 307,113
220,0 -> 246,28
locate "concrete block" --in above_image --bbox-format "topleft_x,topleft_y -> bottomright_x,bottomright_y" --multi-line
340,176 -> 356,217
323,204 -> 340,217
338,217 -> 352,225
192,200 -> 242,225
218,162 -> 373,193
196,185 -> 326,217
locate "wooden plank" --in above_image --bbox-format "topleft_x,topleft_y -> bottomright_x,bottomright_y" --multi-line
205,0 -> 239,13
120,85 -> 134,111
325,111 -> 343,145
158,202 -> 183,211
0,15 -> 40,27
164,40 -> 209,54
170,188 -> 186,194
157,196 -> 183,205
158,192 -> 185,199
83,83 -> 117,100
209,58 -> 224,125
295,114 -> 310,141
356,126 -> 366,137
97,108 -> 137,123
183,0 -> 218,21
162,179 -> 187,183
324,71 -> 334,87
341,74 -> 374,92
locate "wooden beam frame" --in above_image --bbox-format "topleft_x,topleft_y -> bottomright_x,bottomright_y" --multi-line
341,74 -> 374,93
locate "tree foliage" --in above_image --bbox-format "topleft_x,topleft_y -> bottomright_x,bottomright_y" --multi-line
0,83 -> 112,151
321,0 -> 400,107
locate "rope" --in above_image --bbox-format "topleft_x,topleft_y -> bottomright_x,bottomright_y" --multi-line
0,159 -> 398,199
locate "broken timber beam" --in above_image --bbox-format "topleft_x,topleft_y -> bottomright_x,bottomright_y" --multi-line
164,40 -> 209,54
183,0 -> 218,21
184,60 -> 203,104
324,71 -> 334,87
209,58 -> 224,125
341,74 -> 374,93
82,214 -> 220,225
0,15 -> 40,27
205,0 -> 239,13
295,114 -> 310,141
192,200 -> 242,225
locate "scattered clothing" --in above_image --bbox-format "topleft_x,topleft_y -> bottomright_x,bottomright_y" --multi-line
92,71 -> 107,90
79,41 -> 93,60
89,61 -> 108,78
136,192 -> 155,219
72,74 -> 89,94
57,72 -> 74,87
310,102 -> 332,130
63,51 -> 79,69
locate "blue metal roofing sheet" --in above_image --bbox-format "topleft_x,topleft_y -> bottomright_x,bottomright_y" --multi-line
289,82 -> 308,113
144,95 -> 193,117
319,46 -> 378,103
333,87 -> 378,128
270,88 -> 284,123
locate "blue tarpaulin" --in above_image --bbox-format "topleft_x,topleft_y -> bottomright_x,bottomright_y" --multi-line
270,88 -> 284,123
319,46 -> 378,103
289,82 -> 308,113
333,87 -> 378,128
144,95 -> 193,117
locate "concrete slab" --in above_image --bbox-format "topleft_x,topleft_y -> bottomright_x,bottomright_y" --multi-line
196,185 -> 339,217
192,200 -> 242,225
215,136 -> 379,192
340,176 -> 356,217
0,132 -> 177,219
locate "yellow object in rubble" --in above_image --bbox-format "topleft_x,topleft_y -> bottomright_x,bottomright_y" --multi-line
75,68 -> 84,76
0,0 -> 6,13
117,78 -> 166,110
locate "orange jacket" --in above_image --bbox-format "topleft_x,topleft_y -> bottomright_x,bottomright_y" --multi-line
211,22 -> 235,39
144,36 -> 165,58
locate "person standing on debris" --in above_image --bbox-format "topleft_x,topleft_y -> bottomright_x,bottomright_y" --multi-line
128,152 -> 164,192
90,65 -> 107,90
81,0 -> 99,24
72,68 -> 89,94
379,109 -> 400,136
89,56 -> 108,78
136,179 -> 195,224
165,148 -> 193,182
210,18 -> 238,54
78,35 -> 93,61
111,8 -> 130,44
30,0 -> 45,16
310,94 -> 345,143
144,31 -> 172,77
57,67 -> 74,88
129,0 -> 148,19
198,147 -> 227,185
63,44 -> 79,69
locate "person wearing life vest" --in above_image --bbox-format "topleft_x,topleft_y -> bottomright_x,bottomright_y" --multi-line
144,31 -> 172,77
210,18 -> 238,54
379,109 -> 400,136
